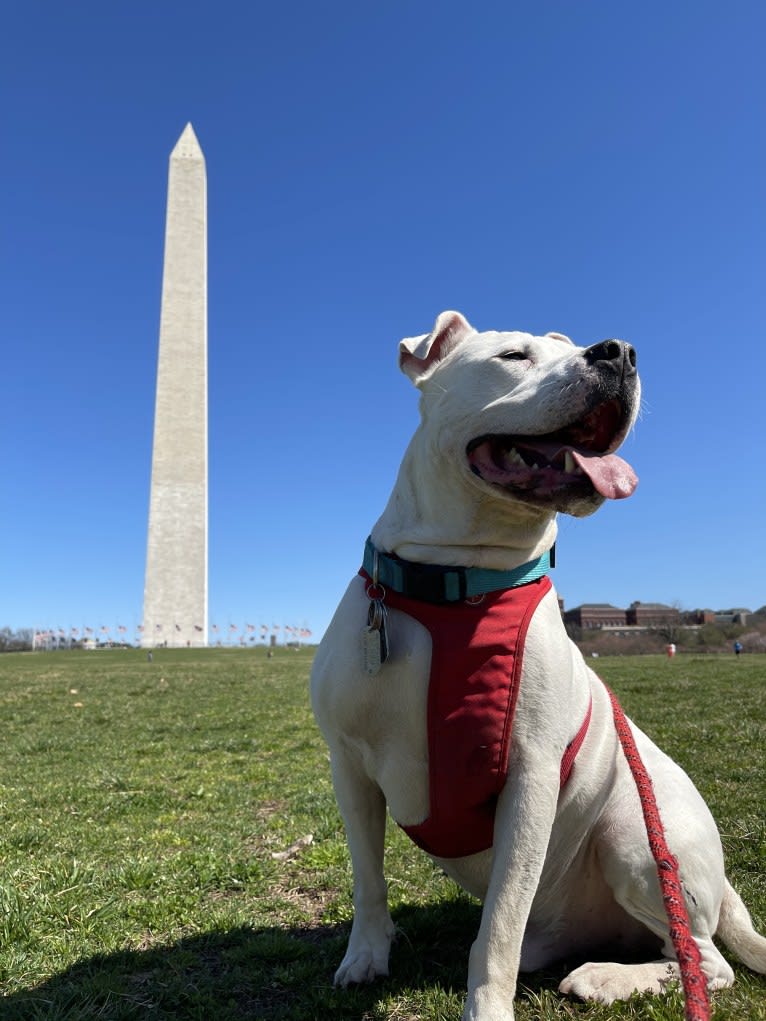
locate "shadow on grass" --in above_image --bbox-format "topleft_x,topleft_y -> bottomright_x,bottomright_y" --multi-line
6,898 -> 566,1021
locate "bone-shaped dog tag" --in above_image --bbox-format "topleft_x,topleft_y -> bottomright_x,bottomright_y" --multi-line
363,599 -> 389,676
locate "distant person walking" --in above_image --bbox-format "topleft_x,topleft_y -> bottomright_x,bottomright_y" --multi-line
666,643 -> 676,659
734,640 -> 743,657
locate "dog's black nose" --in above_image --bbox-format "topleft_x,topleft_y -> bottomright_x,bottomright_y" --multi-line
584,339 -> 637,377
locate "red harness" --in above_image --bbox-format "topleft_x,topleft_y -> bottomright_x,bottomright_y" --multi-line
360,571 -> 591,859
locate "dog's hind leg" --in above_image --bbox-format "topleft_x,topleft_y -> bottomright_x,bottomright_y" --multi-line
330,745 -> 396,986
559,932 -> 733,1004
559,836 -> 735,1003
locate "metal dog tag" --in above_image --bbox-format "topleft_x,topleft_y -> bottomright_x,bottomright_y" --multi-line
363,599 -> 389,676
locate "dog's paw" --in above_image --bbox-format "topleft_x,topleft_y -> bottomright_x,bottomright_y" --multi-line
334,946 -> 389,986
334,923 -> 395,987
559,960 -> 680,1003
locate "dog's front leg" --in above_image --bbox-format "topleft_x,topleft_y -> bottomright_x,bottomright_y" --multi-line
331,744 -> 395,986
463,755 -> 560,1021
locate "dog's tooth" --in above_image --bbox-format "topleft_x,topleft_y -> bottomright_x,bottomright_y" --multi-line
505,447 -> 524,466
564,451 -> 575,473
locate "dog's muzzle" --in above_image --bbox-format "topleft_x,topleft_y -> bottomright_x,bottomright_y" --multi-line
467,340 -> 640,511
584,339 -> 637,384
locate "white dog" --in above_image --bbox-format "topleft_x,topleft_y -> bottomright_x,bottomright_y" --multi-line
310,312 -> 766,1020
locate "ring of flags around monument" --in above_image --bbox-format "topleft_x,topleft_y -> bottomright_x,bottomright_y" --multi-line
31,623 -> 313,649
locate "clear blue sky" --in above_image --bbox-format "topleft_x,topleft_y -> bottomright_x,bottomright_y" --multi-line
2,1 -> 764,640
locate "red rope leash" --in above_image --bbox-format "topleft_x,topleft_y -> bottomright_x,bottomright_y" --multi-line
605,685 -> 711,1021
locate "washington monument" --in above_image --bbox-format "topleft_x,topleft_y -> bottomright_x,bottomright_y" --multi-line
142,123 -> 207,648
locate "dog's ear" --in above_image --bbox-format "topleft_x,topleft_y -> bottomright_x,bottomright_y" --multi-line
545,331 -> 574,345
399,311 -> 474,383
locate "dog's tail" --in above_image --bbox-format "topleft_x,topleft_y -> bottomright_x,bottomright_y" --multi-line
716,879 -> 766,973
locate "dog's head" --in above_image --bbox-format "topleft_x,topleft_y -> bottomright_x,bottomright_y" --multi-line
399,311 -> 641,518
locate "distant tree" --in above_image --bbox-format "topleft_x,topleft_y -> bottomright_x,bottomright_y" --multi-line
564,622 -> 583,644
697,624 -> 726,648
0,627 -> 33,652
656,601 -> 685,644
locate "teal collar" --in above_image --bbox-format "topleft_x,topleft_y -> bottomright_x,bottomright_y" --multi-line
362,537 -> 552,604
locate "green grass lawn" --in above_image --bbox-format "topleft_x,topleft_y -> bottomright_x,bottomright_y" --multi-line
0,648 -> 764,1020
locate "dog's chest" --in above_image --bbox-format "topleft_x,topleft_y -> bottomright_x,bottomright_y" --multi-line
362,572 -> 552,859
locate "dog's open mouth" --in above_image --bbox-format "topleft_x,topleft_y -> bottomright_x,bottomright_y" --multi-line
467,399 -> 638,502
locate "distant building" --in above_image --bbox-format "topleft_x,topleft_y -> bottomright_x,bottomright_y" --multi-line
714,610 -> 750,626
626,602 -> 680,628
564,604 -> 627,629
561,599 -> 750,634
685,609 -> 717,626
685,608 -> 750,627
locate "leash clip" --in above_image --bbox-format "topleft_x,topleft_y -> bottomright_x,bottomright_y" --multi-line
365,547 -> 386,602
364,549 -> 389,675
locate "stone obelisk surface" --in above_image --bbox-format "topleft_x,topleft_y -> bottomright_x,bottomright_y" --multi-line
142,124 -> 207,648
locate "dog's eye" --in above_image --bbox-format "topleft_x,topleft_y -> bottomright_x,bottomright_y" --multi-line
498,351 -> 527,361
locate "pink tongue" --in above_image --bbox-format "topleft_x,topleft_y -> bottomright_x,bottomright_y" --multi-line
571,449 -> 638,500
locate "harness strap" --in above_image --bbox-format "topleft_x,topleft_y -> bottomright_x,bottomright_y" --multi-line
560,696 -> 592,787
